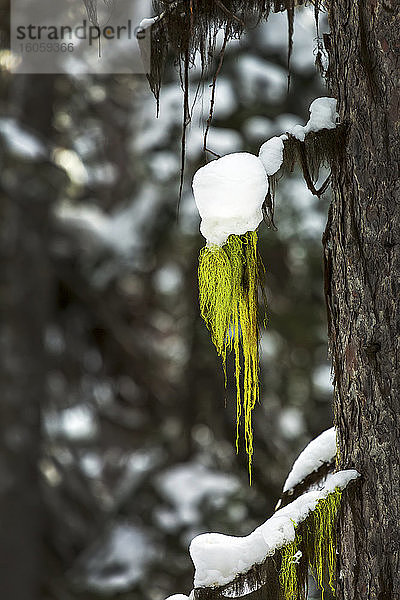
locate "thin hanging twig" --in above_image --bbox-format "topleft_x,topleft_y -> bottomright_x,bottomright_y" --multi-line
286,0 -> 295,92
204,148 -> 221,158
177,47 -> 191,217
203,30 -> 229,156
214,0 -> 245,26
298,140 -> 331,197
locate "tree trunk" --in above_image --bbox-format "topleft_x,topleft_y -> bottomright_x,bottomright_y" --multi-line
0,184 -> 47,600
325,2 -> 400,598
0,75 -> 56,600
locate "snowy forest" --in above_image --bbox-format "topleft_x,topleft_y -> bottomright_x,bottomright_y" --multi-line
0,2 -> 399,600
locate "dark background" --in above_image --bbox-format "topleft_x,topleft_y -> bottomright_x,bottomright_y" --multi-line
0,6 -> 333,599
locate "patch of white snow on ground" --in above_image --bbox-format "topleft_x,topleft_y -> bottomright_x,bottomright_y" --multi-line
190,470 -> 359,588
283,427 -> 337,493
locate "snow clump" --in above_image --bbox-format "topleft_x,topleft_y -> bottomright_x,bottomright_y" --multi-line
192,98 -> 339,245
192,152 -> 268,246
258,135 -> 286,175
288,97 -> 338,142
283,427 -> 337,493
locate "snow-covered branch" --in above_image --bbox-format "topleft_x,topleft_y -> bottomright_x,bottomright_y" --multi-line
165,428 -> 359,600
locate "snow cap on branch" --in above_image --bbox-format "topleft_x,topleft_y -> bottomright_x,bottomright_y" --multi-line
139,16 -> 161,30
288,97 -> 339,142
189,469 -> 359,588
258,135 -> 286,176
192,152 -> 268,246
306,97 -> 339,133
283,427 -> 337,493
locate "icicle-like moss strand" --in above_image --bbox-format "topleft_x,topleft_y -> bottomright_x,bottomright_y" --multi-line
279,534 -> 303,600
278,488 -> 342,600
308,488 -> 342,596
198,231 -> 264,482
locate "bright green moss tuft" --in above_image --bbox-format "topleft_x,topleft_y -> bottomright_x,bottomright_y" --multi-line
279,488 -> 342,599
198,231 -> 265,482
307,488 -> 342,596
280,534 -> 304,600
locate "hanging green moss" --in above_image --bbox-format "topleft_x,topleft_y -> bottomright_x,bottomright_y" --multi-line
279,533 -> 305,600
279,488 -> 342,599
307,488 -> 342,596
198,231 -> 265,482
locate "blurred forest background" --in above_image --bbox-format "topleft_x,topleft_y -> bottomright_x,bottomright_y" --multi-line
0,4 -> 334,600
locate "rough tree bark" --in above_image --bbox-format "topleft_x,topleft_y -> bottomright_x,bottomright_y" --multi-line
325,1 -> 400,598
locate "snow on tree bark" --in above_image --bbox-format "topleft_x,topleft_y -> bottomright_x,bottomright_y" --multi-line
325,1 -> 400,598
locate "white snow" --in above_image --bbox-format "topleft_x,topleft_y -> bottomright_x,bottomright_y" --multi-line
258,136 -> 286,176
277,177 -> 326,239
134,79 -> 236,155
53,148 -> 88,185
164,593 -> 194,600
278,407 -> 305,440
187,127 -> 242,159
313,364 -> 333,394
288,124 -> 307,142
289,8 -> 319,73
306,97 -> 338,133
204,128 -> 243,156
283,427 -> 337,493
192,153 -> 268,246
156,463 -> 239,526
149,151 -> 180,182
200,78 -> 237,121
256,7 -> 317,74
56,184 -> 160,262
243,116 -> 274,143
83,523 -> 154,593
80,452 -> 103,478
153,264 -> 183,295
45,405 -> 98,441
190,469 -> 359,588
191,98 -> 338,246
0,117 -> 47,159
275,113 -> 303,134
236,55 -> 287,103
288,98 -> 338,142
139,15 -> 162,30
